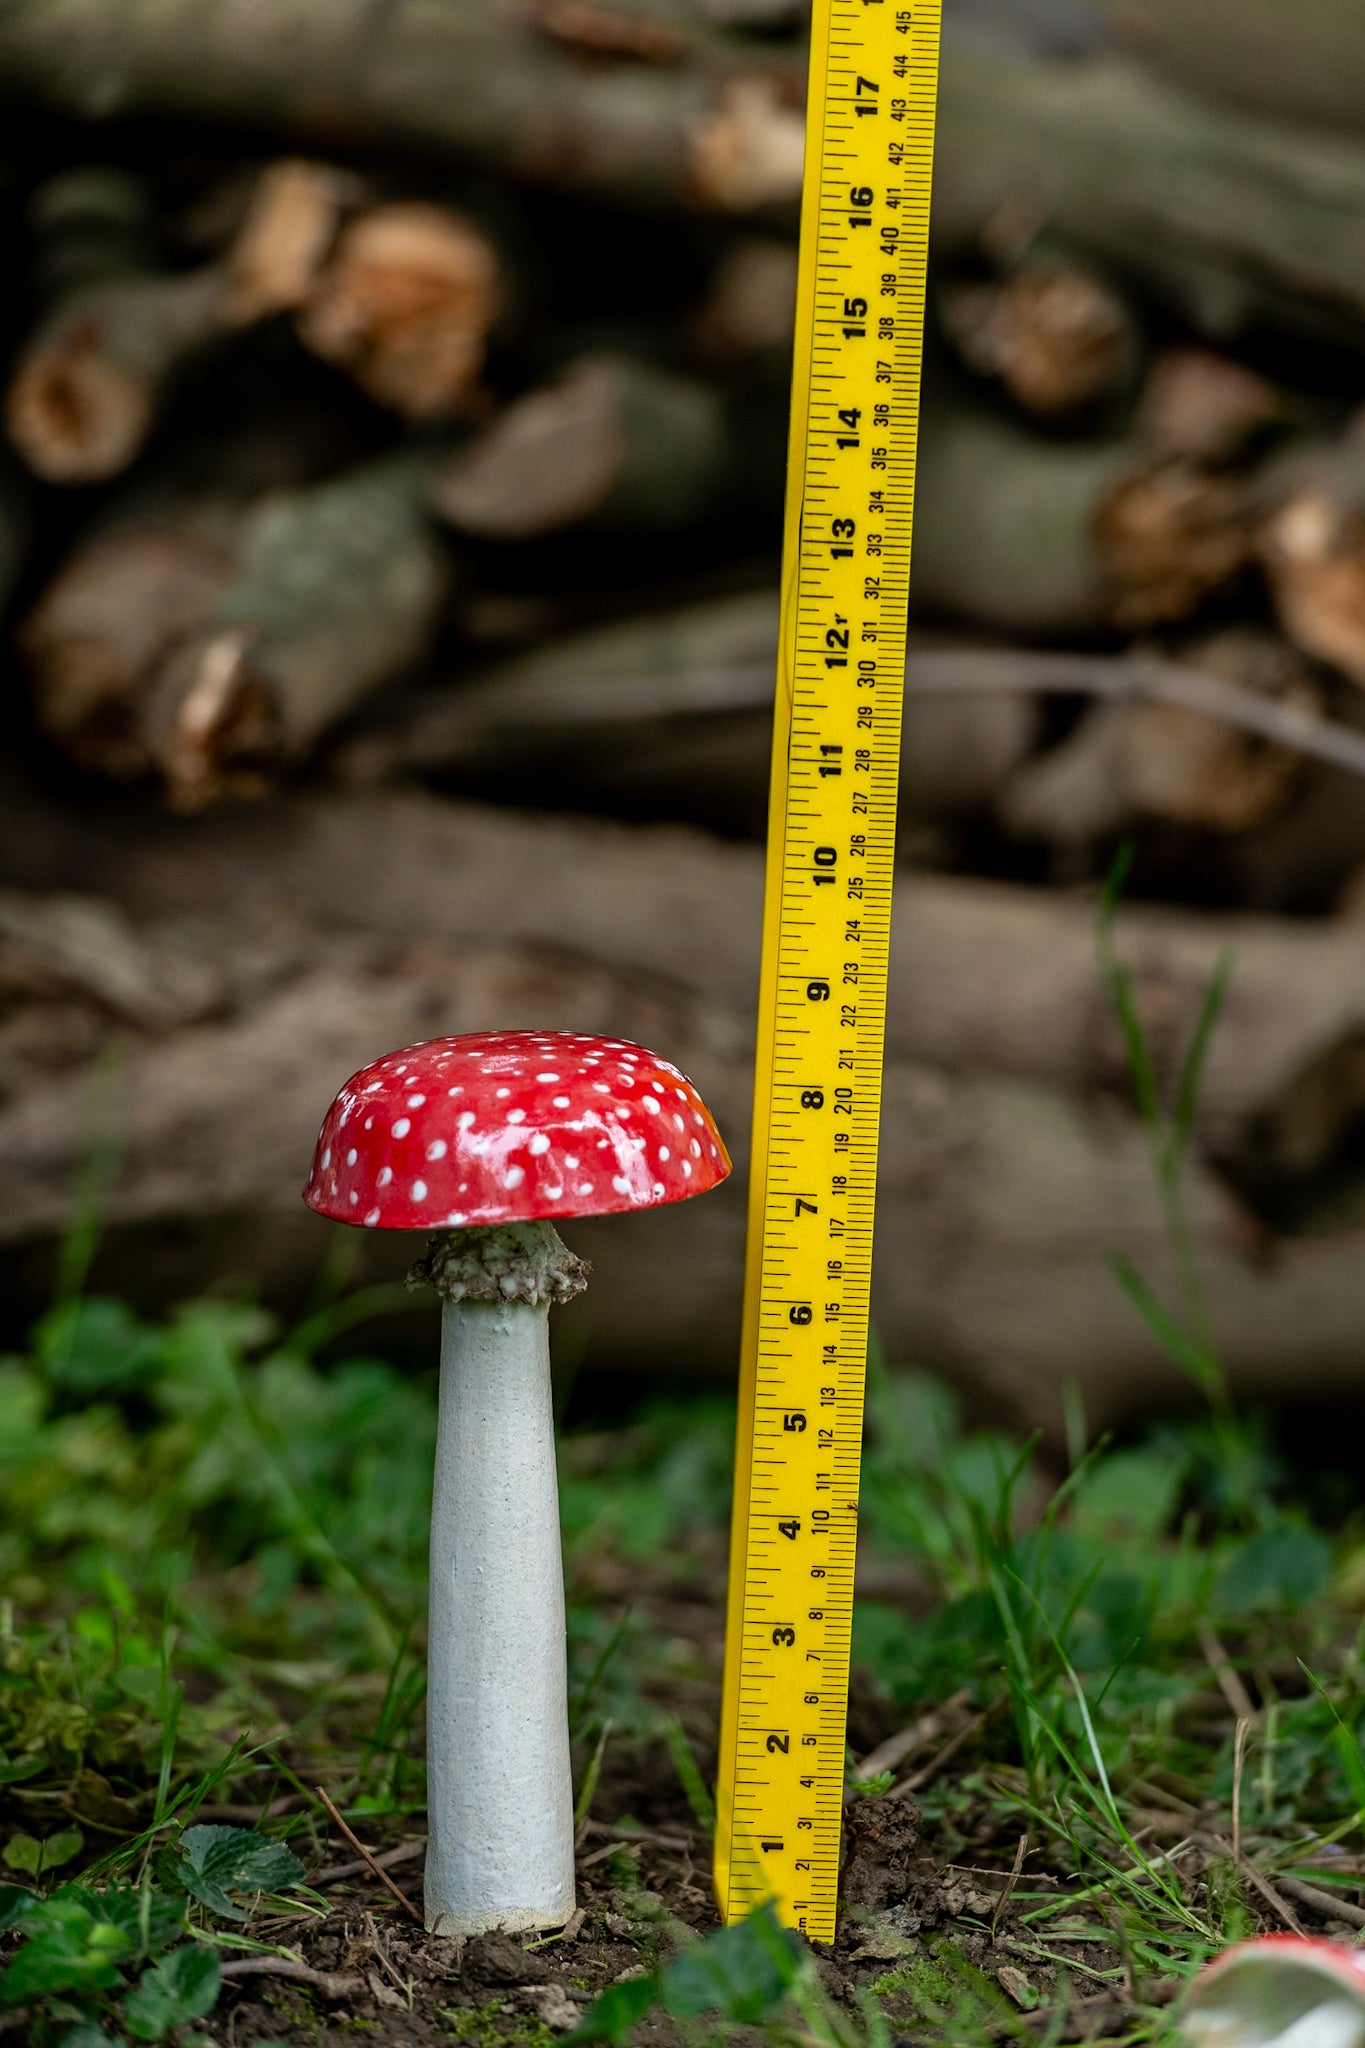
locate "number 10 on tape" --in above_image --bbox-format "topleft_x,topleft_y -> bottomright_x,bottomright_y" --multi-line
713,0 -> 940,1944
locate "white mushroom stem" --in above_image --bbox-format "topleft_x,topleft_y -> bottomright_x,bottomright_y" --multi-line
416,1219 -> 588,1937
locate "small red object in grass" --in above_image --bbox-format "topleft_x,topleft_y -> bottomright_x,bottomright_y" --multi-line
1184,1936 -> 1365,2048
303,1029 -> 731,1230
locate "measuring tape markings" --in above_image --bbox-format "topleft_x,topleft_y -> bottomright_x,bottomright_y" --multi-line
715,0 -> 940,1944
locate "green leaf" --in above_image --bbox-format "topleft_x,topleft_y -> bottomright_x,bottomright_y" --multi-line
1219,1525 -> 1331,1615
0,1886 -> 37,1932
58,2028 -> 124,2048
0,1897 -> 134,2003
661,1902 -> 803,2024
49,1884 -> 182,1961
175,1827 -> 305,1922
123,1944 -> 221,2041
2,1827 -> 85,1877
562,1971 -> 661,2045
35,1297 -> 164,1393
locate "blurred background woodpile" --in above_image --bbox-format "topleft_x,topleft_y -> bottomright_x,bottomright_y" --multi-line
3,0 -> 1365,1436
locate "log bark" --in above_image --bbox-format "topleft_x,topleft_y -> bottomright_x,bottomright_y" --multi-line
22,453 -> 449,806
2,900 -> 1364,1437
1105,0 -> 1365,142
8,778 -> 1365,1201
0,0 -> 805,214
932,41 -> 1365,350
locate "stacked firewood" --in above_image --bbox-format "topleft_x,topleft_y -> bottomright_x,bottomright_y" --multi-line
4,0 -> 1365,1434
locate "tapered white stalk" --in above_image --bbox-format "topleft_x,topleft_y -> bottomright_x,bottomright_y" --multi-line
420,1221 -> 587,1936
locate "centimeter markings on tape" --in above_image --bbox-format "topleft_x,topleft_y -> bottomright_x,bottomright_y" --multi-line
714,0 -> 940,1944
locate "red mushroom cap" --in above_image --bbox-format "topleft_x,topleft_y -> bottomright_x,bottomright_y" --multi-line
303,1030 -> 731,1230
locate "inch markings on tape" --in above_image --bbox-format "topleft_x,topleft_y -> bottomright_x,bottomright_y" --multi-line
713,0 -> 940,1944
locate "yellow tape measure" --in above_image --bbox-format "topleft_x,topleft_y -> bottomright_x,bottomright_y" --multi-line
714,0 -> 940,1942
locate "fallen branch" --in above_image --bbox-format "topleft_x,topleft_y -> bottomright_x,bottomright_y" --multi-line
1276,1874 -> 1365,1930
219,1956 -> 365,1999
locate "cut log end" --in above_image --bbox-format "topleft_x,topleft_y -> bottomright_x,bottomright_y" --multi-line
688,76 -> 806,211
429,358 -> 623,539
224,157 -> 350,326
1097,460 -> 1252,627
298,202 -> 501,419
1261,485 -> 1365,691
939,262 -> 1133,420
7,339 -> 153,485
1137,345 -> 1287,465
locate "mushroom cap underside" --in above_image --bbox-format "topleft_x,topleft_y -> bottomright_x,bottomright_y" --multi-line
303,1028 -> 731,1229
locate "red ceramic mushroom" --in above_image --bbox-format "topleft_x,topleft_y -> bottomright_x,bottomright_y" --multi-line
303,1031 -> 730,1936
1184,1936 -> 1365,2048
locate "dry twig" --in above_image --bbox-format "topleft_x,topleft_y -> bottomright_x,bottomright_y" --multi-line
315,1788 -> 423,1924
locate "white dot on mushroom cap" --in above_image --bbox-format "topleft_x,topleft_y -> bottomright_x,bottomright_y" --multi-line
659,1146 -> 670,1161
377,1166 -> 393,1187
536,1072 -> 560,1082
458,1111 -> 476,1130
593,1083 -> 610,1093
427,1140 -> 447,1160
651,1081 -> 665,1093
407,1093 -> 426,1109
506,1108 -> 526,1124
653,1181 -> 665,1197
350,1190 -> 360,1203
550,1096 -> 568,1109
576,1181 -> 593,1195
496,1087 -> 511,1098
392,1118 -> 411,1138
545,1184 -> 563,1199
691,1139 -> 702,1157
643,1097 -> 659,1115
320,1147 -> 332,1169
346,1148 -> 358,1166
505,1166 -> 525,1189
364,1117 -> 374,1129
412,1179 -> 428,1200
529,1133 -> 550,1155
612,1175 -> 631,1193
682,1161 -> 693,1177
447,1085 -> 462,1097
364,1208 -> 381,1225
565,1155 -> 579,1169
446,1211 -> 467,1225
